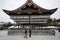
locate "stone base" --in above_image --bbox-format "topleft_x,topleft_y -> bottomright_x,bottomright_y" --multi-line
8,28 -> 55,35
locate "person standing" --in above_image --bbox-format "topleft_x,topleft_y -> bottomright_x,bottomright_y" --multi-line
52,30 -> 56,36
24,28 -> 28,38
29,29 -> 31,37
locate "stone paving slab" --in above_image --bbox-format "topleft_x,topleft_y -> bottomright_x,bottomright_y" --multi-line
0,30 -> 60,40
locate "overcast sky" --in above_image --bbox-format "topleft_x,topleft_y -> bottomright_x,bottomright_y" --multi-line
0,0 -> 60,23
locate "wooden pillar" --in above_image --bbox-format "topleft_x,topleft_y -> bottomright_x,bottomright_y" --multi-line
28,15 -> 30,30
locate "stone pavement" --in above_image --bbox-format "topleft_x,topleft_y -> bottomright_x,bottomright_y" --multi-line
0,30 -> 60,40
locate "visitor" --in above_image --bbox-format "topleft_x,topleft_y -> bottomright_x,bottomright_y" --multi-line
52,30 -> 56,36
24,28 -> 28,38
29,29 -> 31,37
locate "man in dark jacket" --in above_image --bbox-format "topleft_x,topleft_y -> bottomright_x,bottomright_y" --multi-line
29,29 -> 31,37
24,28 -> 28,38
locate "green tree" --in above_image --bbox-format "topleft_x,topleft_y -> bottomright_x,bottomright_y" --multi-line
46,18 -> 53,26
3,22 -> 12,28
53,18 -> 57,26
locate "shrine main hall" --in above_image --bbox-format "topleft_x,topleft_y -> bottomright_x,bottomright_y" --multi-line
3,0 -> 58,29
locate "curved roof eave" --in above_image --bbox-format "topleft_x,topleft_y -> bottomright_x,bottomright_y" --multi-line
2,0 -> 58,15
49,8 -> 58,13
2,9 -> 12,14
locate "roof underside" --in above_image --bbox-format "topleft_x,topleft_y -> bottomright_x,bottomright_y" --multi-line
3,0 -> 58,15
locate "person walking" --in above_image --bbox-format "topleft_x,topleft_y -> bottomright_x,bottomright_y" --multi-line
24,28 -> 28,38
29,29 -> 31,37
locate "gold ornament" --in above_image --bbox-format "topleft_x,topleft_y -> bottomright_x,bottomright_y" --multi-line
28,2 -> 32,7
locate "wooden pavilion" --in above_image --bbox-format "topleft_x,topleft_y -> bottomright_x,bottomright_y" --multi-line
3,0 -> 58,29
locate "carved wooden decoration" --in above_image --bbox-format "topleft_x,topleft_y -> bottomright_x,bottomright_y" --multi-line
19,9 -> 22,12
17,12 -> 21,14
27,11 -> 32,14
38,9 -> 41,11
39,11 -> 43,13
28,2 -> 32,7
34,6 -> 36,8
23,6 -> 26,9
38,9 -> 43,14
